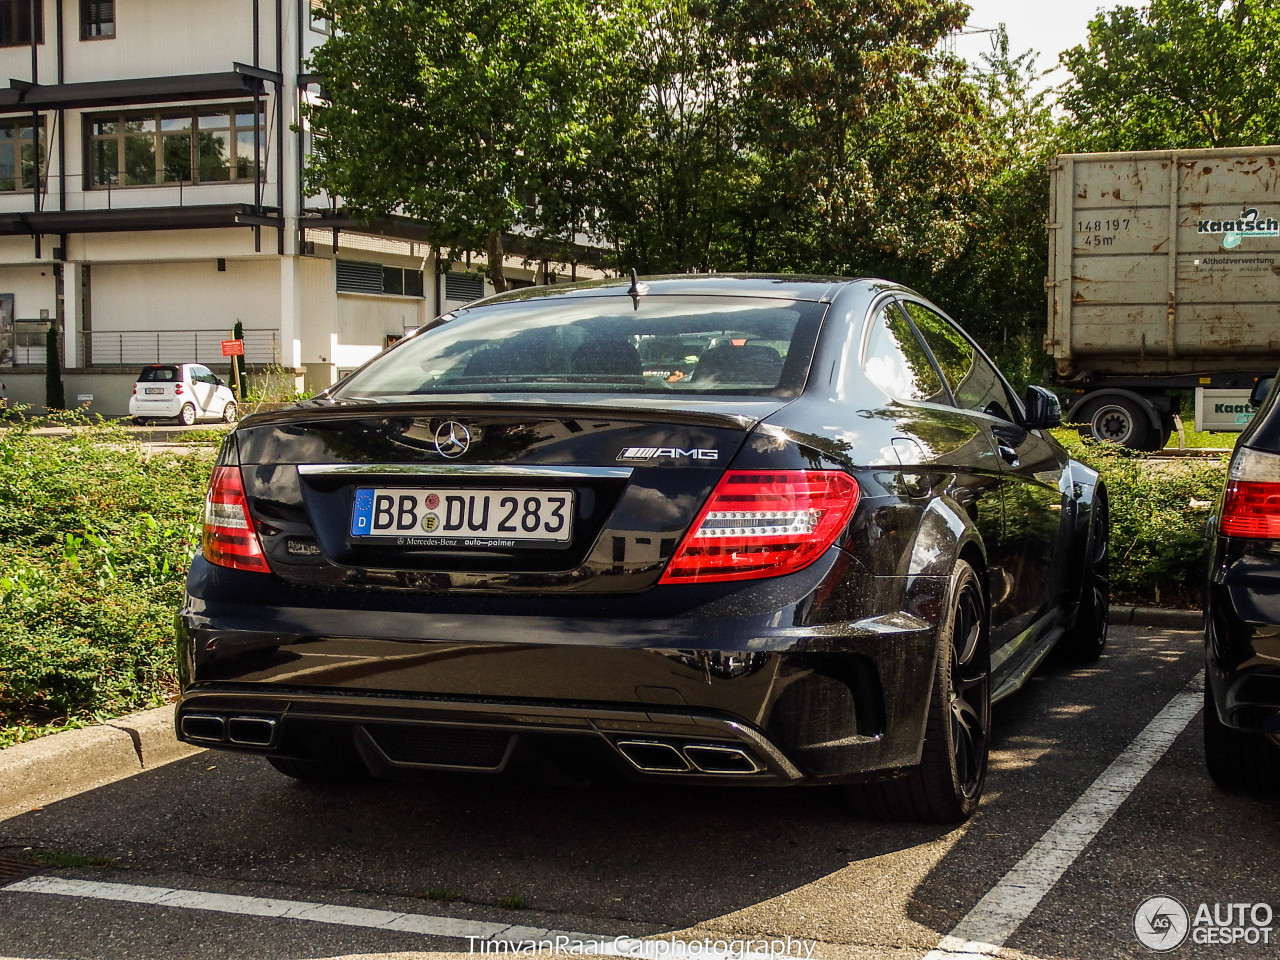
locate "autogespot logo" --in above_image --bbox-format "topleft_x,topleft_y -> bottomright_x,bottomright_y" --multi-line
1135,896 -> 1190,951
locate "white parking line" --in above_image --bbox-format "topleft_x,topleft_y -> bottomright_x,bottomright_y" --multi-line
0,876 -> 796,959
923,672 -> 1205,960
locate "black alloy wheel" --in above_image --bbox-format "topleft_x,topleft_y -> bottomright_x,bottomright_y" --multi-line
847,560 -> 991,822
1058,487 -> 1110,663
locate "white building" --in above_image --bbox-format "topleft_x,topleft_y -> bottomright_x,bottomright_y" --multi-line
0,0 -> 601,414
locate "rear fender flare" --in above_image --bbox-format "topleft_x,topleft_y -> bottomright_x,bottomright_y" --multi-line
1059,459 -> 1103,616
889,496 -> 987,765
899,495 -> 988,643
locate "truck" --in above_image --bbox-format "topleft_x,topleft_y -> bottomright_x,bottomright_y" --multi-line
1046,146 -> 1280,449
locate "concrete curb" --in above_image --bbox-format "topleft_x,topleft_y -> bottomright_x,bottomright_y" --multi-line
0,705 -> 203,821
1115,605 -> 1202,629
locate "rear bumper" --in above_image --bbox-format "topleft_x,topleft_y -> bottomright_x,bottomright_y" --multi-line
1205,536 -> 1280,733
129,397 -> 182,418
177,555 -> 947,783
176,689 -> 811,784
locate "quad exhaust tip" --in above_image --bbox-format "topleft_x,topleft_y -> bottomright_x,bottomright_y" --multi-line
180,713 -> 277,747
615,740 -> 764,775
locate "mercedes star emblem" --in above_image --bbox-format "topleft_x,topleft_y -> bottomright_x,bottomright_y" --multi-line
434,421 -> 472,458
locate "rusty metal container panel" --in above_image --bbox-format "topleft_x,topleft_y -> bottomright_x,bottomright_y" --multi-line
1048,147 -> 1280,378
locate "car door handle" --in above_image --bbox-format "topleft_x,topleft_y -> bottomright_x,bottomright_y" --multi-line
997,443 -> 1019,467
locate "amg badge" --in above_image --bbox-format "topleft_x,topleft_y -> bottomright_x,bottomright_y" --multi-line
617,447 -> 719,461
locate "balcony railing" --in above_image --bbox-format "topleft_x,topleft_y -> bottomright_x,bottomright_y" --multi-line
81,328 -> 281,367
1,319 -> 55,366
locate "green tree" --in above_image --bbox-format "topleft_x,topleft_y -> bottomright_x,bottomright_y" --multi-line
1061,0 -> 1280,150
305,0 -> 636,291
596,0 -> 982,277
911,29 -> 1062,384
714,0 -> 975,274
591,2 -> 740,273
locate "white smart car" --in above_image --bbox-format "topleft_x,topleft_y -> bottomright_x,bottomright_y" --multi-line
129,363 -> 237,425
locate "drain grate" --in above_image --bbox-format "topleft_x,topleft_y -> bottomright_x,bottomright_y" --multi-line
0,857 -> 39,884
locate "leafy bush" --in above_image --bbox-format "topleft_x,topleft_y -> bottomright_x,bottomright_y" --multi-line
0,411 -> 213,746
1055,432 -> 1226,605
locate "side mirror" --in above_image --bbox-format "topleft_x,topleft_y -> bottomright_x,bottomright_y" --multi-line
1024,385 -> 1063,430
1250,377 -> 1274,409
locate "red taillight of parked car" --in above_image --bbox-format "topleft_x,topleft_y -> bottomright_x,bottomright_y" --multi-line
175,383 -> 184,395
1221,448 -> 1280,539
203,465 -> 271,572
659,470 -> 860,584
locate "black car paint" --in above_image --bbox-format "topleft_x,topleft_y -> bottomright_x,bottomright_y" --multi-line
1206,377 -> 1280,735
176,276 -> 1101,786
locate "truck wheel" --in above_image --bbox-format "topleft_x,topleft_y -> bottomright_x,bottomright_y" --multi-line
1078,397 -> 1153,450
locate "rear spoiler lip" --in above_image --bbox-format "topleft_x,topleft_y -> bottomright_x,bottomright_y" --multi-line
234,395 -> 797,433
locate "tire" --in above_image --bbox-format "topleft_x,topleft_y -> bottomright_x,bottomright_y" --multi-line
222,401 -> 237,424
177,402 -> 197,427
1203,677 -> 1280,792
266,756 -> 372,784
1057,487 -> 1110,663
845,560 -> 991,823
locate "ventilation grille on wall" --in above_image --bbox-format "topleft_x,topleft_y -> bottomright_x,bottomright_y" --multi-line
336,259 -> 383,293
444,273 -> 484,303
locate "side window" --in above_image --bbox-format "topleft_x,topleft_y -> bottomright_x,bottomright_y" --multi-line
901,301 -> 1016,423
862,303 -> 947,403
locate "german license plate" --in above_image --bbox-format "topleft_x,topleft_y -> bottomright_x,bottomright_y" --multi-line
144,387 -> 164,395
350,488 -> 574,544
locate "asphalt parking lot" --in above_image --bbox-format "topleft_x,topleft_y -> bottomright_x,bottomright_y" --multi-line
1,622 -> 1277,960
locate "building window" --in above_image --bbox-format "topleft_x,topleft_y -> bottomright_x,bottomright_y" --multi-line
336,259 -> 424,297
309,0 -> 331,35
0,0 -> 43,45
0,118 -> 42,193
85,104 -> 264,187
80,0 -> 113,38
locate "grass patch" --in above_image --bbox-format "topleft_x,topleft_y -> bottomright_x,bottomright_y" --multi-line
417,887 -> 465,902
0,408 -> 214,747
1054,432 -> 1226,606
168,428 -> 230,446
496,894 -> 527,910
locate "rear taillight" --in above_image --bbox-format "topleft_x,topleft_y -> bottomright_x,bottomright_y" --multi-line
1222,448 -> 1280,538
131,383 -> 136,395
203,465 -> 271,572
660,470 -> 859,584
175,383 -> 184,395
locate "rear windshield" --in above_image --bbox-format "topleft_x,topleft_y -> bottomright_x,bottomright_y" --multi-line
137,366 -> 180,382
334,295 -> 827,398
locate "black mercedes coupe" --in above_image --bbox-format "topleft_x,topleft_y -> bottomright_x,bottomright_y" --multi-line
176,275 -> 1108,822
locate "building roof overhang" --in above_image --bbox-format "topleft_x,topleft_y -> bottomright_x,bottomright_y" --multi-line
0,65 -> 280,116
0,204 -> 282,236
